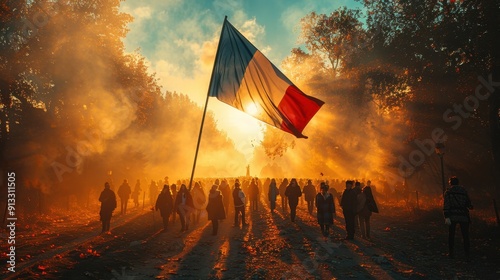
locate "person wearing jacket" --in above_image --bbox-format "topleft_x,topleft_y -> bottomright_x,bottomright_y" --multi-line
303,179 -> 317,215
206,185 -> 226,235
316,182 -> 335,238
356,184 -> 378,239
285,178 -> 302,222
232,181 -> 247,228
443,176 -> 473,261
99,182 -> 117,234
268,178 -> 279,212
341,180 -> 357,240
155,185 -> 174,231
174,184 -> 194,232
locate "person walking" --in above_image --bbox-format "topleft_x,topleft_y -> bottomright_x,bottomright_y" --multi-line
279,178 -> 289,211
303,179 -> 317,215
155,185 -> 174,231
356,183 -> 379,239
175,184 -> 194,232
232,181 -> 247,228
285,178 -> 302,222
248,178 -> 260,211
149,180 -> 158,206
206,185 -> 226,235
268,178 -> 279,212
132,179 -> 142,208
340,180 -> 357,240
170,184 -> 177,223
220,179 -> 232,215
99,182 -> 117,234
444,176 -> 473,261
191,181 -> 207,224
316,182 -> 335,239
118,179 -> 132,215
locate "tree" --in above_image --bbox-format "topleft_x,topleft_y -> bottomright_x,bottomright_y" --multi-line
299,7 -> 365,75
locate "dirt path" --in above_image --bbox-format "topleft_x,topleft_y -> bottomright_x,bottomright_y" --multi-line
2,196 -> 499,279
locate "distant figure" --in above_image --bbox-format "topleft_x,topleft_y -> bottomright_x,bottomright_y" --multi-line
175,184 -> 194,232
285,178 -> 302,222
132,179 -> 142,207
316,182 -> 335,239
341,180 -> 357,240
444,176 -> 473,261
155,185 -> 174,231
232,181 -> 247,228
268,178 -> 279,212
99,182 -> 117,234
170,184 -> 178,223
149,180 -> 158,206
353,181 -> 362,232
219,179 -> 231,215
118,179 -> 132,215
206,185 -> 226,235
191,181 -> 207,224
356,184 -> 379,239
303,179 -> 317,215
279,178 -> 289,211
248,178 -> 259,211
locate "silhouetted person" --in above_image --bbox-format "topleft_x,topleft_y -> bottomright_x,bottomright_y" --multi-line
268,178 -> 279,212
170,184 -> 177,223
118,179 -> 131,215
341,180 -> 357,240
99,182 -> 117,234
191,181 -> 207,224
303,179 -> 317,215
444,176 -> 473,261
248,178 -> 259,211
155,185 -> 174,231
357,183 -> 379,239
149,180 -> 158,206
219,179 -> 231,215
353,181 -> 362,232
285,178 -> 302,222
233,181 -> 247,228
132,179 -> 142,207
316,182 -> 335,239
279,178 -> 289,211
206,185 -> 226,235
175,184 -> 194,232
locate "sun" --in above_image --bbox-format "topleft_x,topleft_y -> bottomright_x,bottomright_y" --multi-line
245,103 -> 258,116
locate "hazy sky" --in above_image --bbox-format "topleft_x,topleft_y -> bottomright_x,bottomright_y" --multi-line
120,0 -> 362,160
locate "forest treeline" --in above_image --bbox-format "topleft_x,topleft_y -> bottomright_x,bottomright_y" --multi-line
0,0 -> 246,205
257,0 -> 500,198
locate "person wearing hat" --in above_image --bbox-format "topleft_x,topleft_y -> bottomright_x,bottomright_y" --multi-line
155,184 -> 174,231
316,182 -> 335,239
99,182 -> 117,234
206,184 -> 226,235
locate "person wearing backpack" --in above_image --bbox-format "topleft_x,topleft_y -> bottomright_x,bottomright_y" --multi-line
443,176 -> 473,261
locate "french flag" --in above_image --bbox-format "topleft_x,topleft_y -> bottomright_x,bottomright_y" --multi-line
208,18 -> 324,139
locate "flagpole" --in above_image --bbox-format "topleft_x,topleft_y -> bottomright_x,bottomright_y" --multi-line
188,16 -> 227,190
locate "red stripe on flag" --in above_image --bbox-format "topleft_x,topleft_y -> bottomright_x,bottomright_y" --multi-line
278,85 -> 323,138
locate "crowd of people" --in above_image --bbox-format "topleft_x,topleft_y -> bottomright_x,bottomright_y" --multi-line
98,177 -> 379,238
98,175 -> 473,261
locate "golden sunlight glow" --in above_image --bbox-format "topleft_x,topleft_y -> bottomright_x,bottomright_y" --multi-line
245,102 -> 258,116
210,102 -> 264,161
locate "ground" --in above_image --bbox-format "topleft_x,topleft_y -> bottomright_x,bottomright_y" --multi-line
2,195 -> 499,280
